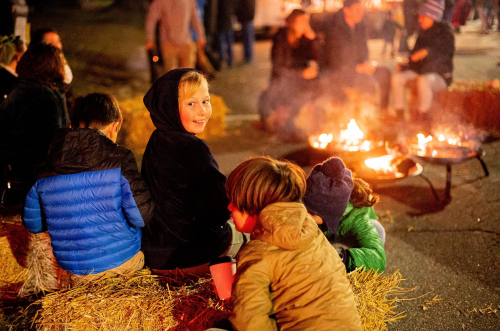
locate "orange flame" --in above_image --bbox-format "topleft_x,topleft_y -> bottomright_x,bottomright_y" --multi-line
364,154 -> 395,173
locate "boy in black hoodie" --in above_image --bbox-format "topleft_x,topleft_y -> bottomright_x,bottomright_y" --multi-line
141,68 -> 245,274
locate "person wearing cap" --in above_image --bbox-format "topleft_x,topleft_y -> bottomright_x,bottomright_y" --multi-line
322,0 -> 392,115
303,157 -> 386,273
391,0 -> 455,125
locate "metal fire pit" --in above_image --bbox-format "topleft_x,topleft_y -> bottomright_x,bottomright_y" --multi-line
408,146 -> 489,199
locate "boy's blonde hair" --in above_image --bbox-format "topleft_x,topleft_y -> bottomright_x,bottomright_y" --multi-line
178,70 -> 208,103
350,177 -> 379,208
227,156 -> 307,216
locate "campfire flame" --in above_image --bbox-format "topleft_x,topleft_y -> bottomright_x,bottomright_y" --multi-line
339,119 -> 373,152
413,131 -> 478,159
364,154 -> 395,174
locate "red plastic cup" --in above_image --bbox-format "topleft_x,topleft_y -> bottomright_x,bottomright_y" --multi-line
209,256 -> 236,300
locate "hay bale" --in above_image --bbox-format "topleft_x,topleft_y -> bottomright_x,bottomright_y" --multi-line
0,216 -> 28,289
433,81 -> 500,135
118,94 -> 228,156
347,268 -> 408,331
35,269 -> 177,331
33,268 -> 407,331
18,232 -> 69,297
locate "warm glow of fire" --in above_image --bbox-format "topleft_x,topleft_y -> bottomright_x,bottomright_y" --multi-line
339,119 -> 373,152
413,131 -> 476,158
364,154 -> 395,173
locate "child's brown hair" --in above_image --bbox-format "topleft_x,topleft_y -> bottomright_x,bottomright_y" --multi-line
226,156 -> 306,216
349,177 -> 379,208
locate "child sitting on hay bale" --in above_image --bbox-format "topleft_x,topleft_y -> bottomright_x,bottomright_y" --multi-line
22,93 -> 154,280
225,156 -> 362,330
140,68 -> 247,275
304,157 -> 387,273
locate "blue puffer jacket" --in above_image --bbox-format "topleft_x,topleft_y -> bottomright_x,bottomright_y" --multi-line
23,129 -> 154,275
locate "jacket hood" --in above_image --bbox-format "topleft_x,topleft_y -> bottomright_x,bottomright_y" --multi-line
253,202 -> 319,250
44,128 -> 117,174
143,68 -> 201,133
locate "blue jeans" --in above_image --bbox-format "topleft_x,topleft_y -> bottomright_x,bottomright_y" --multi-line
216,30 -> 234,66
240,20 -> 255,63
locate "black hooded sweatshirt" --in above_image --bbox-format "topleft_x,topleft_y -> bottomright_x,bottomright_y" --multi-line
141,68 -> 232,270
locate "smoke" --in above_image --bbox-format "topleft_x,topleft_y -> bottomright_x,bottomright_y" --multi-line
258,69 -> 382,141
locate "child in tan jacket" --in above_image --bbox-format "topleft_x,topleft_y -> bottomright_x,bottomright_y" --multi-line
226,156 -> 361,331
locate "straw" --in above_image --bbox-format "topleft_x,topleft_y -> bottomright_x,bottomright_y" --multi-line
347,268 -> 409,331
32,268 -> 409,331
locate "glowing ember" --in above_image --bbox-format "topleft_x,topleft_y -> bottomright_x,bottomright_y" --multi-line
364,154 -> 395,174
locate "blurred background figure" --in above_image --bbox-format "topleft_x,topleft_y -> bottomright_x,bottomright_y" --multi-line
235,0 -> 256,64
0,35 -> 26,101
451,0 -> 473,32
215,0 -> 236,68
400,0 -> 420,53
259,9 -> 321,141
145,0 -> 205,73
31,28 -> 73,85
0,43 -> 69,197
381,10 -> 404,58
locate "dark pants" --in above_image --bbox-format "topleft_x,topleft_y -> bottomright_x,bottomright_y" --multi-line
216,29 -> 234,66
240,20 -> 255,63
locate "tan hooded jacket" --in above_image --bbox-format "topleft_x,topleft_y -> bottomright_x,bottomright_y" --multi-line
230,202 -> 362,331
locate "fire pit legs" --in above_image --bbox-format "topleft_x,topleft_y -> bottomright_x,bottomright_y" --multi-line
445,164 -> 452,199
418,174 -> 440,201
476,155 -> 490,177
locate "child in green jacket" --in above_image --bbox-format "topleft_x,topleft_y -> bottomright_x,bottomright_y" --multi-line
333,177 -> 386,273
304,157 -> 386,273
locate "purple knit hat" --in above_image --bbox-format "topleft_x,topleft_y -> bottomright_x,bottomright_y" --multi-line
419,0 -> 444,22
303,157 -> 354,234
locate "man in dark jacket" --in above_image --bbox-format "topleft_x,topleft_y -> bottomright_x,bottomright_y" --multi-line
392,0 -> 454,122
323,0 -> 391,112
23,93 -> 154,277
236,0 -> 256,63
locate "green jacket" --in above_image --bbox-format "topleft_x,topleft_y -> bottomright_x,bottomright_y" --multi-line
334,203 -> 386,273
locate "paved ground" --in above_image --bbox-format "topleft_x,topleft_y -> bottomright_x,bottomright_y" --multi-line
11,5 -> 500,330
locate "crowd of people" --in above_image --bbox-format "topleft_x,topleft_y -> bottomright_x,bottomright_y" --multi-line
0,0 -> 492,329
261,0 -> 456,140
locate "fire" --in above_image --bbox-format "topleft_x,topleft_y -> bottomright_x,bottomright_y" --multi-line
339,119 -> 373,152
411,131 -> 477,159
309,119 -> 382,151
364,154 -> 395,173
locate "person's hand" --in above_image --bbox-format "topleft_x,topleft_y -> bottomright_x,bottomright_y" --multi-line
304,26 -> 316,40
303,65 -> 318,80
410,49 -> 428,62
145,40 -> 156,51
356,62 -> 376,75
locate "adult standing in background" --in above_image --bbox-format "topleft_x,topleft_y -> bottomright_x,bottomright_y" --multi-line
400,0 -> 420,52
216,0 -> 236,67
145,0 -> 206,72
236,0 -> 256,64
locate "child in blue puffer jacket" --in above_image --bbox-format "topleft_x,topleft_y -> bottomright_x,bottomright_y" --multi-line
22,93 -> 154,278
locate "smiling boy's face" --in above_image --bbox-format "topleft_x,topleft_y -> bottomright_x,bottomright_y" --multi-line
179,81 -> 212,134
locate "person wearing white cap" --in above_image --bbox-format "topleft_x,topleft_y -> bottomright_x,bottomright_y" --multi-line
391,0 -> 455,126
